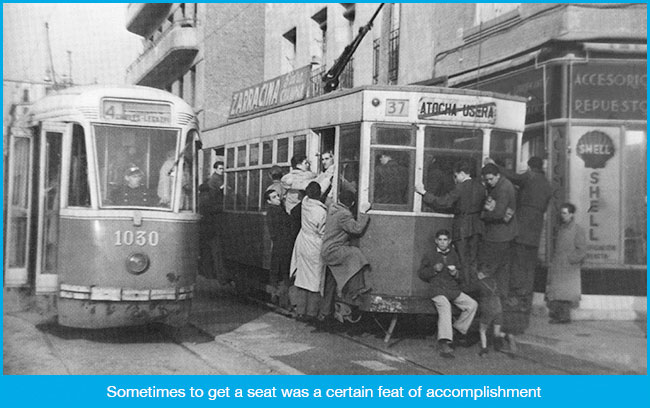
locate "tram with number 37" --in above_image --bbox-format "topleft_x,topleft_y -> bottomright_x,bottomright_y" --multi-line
201,85 -> 526,340
4,85 -> 201,328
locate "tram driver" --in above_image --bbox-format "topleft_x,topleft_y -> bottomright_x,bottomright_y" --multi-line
110,165 -> 154,206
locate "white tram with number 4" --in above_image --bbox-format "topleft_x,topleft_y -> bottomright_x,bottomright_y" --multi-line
5,85 -> 201,328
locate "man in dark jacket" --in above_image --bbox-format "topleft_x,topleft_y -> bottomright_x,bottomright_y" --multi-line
418,229 -> 478,358
264,189 -> 294,308
480,163 -> 517,295
486,156 -> 553,334
416,160 -> 486,274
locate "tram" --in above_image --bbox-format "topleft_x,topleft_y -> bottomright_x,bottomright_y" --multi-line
4,85 -> 201,328
201,85 -> 526,336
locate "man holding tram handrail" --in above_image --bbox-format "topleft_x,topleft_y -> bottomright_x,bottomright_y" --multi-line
415,160 -> 486,275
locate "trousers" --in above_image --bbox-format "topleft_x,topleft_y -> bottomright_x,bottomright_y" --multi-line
432,292 -> 478,341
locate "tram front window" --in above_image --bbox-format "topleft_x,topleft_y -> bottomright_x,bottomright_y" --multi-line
95,125 -> 179,208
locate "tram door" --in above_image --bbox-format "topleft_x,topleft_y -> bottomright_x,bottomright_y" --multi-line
4,132 -> 33,287
34,124 -> 65,293
317,125 -> 361,211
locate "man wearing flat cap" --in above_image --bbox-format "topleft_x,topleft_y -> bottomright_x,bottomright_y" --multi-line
110,165 -> 154,206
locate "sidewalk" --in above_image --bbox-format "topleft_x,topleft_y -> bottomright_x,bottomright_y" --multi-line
518,311 -> 647,374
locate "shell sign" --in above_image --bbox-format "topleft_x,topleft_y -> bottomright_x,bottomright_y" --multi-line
576,130 -> 616,169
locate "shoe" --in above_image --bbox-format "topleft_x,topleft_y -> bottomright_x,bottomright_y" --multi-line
478,347 -> 489,357
549,318 -> 570,324
505,334 -> 517,354
438,340 -> 455,359
453,330 -> 479,348
350,287 -> 372,300
493,335 -> 505,352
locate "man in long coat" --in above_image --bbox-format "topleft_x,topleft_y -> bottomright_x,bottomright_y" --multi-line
416,160 -> 486,274
546,202 -> 586,323
320,190 -> 371,317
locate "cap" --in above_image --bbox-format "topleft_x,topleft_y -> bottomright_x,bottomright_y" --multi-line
270,165 -> 284,176
126,165 -> 144,177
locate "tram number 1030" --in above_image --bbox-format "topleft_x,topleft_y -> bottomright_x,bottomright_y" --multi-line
114,230 -> 160,247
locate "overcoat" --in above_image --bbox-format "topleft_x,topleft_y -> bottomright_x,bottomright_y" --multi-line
422,178 -> 486,240
502,168 -> 552,247
281,169 -> 318,214
547,220 -> 586,302
321,203 -> 370,293
290,197 -> 327,292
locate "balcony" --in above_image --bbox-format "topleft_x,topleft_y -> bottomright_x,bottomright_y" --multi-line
126,3 -> 173,37
126,23 -> 199,87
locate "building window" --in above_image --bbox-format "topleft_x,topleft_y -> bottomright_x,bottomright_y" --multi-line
312,8 -> 327,67
388,3 -> 400,85
372,38 -> 380,84
282,27 -> 297,74
475,3 -> 520,25
189,66 -> 196,107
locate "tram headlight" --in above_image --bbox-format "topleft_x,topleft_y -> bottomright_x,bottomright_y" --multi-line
126,253 -> 150,275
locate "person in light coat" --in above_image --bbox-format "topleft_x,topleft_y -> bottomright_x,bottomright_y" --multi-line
289,182 -> 328,319
546,202 -> 586,324
320,190 -> 371,319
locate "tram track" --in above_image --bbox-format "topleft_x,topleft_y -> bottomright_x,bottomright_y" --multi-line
242,294 -> 620,375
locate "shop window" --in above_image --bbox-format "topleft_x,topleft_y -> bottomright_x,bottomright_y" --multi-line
370,125 -> 415,210
490,130 -> 517,172
623,130 -> 646,265
421,127 -> 483,212
521,128 -> 546,167
68,124 -> 90,207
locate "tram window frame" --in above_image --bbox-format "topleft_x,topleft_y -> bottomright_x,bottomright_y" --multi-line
94,124 -> 179,210
67,124 -> 91,208
369,124 -> 416,211
338,124 -> 361,207
421,126 -> 484,213
489,129 -> 518,172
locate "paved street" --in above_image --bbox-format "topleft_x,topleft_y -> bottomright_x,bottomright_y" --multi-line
4,279 -> 643,375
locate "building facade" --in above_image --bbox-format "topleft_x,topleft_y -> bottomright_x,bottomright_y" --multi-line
126,3 -> 646,319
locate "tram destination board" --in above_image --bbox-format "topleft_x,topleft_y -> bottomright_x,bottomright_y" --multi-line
102,99 -> 172,124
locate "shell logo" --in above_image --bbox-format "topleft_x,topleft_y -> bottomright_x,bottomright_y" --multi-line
576,130 -> 616,169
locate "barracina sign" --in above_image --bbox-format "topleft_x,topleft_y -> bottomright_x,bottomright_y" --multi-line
229,65 -> 312,118
418,97 -> 496,124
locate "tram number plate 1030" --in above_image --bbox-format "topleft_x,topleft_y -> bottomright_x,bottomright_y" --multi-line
114,230 -> 160,247
386,99 -> 409,117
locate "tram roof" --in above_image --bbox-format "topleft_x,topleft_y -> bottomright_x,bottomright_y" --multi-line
210,84 -> 528,130
28,84 -> 193,124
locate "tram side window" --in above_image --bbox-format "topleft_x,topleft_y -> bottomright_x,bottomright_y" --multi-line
490,130 -> 517,172
293,135 -> 306,158
95,125 -> 178,208
236,171 -> 248,210
339,125 -> 361,202
248,169 -> 260,211
68,124 -> 90,207
370,125 -> 415,210
277,138 -> 289,163
422,127 -> 483,213
262,141 -> 273,164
